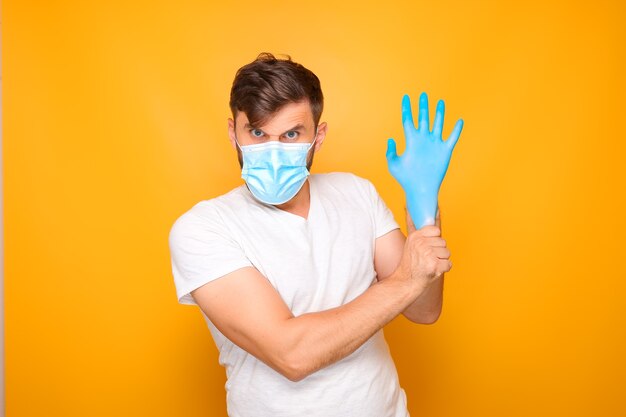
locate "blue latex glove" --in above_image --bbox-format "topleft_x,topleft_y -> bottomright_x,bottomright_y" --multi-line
386,92 -> 464,229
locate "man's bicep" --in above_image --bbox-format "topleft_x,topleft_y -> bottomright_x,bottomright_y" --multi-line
190,266 -> 294,370
374,228 -> 405,281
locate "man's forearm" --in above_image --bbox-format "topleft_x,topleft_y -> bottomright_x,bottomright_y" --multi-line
402,273 -> 444,323
279,273 -> 424,381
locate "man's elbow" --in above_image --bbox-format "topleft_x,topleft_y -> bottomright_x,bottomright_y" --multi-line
420,313 -> 441,325
404,310 -> 441,325
282,368 -> 308,383
273,349 -> 317,382
279,362 -> 316,383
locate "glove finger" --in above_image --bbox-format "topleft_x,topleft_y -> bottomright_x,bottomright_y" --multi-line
446,119 -> 464,151
433,99 -> 445,138
402,94 -> 415,131
418,92 -> 430,134
386,138 -> 398,163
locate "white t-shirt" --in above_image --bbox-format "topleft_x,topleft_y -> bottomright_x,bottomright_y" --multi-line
169,172 -> 409,417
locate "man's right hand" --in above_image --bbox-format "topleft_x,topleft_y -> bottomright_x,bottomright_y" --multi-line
392,212 -> 451,293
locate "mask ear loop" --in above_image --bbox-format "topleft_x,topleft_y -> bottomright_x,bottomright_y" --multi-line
233,135 -> 244,151
308,129 -> 319,151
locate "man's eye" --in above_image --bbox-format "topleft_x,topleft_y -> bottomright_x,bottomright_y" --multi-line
250,129 -> 264,138
284,131 -> 299,140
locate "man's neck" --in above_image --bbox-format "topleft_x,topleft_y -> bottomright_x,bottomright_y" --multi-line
274,179 -> 311,219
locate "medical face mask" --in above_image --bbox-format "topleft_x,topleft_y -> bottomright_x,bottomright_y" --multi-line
235,136 -> 316,205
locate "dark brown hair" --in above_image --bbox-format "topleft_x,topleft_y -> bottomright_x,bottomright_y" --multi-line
229,52 -> 324,127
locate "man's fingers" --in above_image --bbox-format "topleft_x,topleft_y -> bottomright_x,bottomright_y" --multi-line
434,247 -> 451,259
427,236 -> 447,247
418,92 -> 430,133
437,259 -> 452,275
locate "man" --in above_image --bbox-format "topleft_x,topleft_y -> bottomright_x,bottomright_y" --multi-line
169,52 -> 454,417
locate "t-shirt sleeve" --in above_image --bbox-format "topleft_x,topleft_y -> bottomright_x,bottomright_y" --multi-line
168,206 -> 253,306
361,177 -> 400,239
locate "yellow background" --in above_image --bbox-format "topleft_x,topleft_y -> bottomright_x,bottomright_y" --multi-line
3,0 -> 625,416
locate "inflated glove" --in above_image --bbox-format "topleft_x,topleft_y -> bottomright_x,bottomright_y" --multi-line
386,92 -> 464,229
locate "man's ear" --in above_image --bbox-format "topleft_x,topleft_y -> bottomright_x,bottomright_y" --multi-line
314,122 -> 328,152
227,118 -> 237,149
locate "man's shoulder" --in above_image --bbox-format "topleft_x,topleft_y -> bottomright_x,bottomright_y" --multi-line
312,172 -> 375,194
194,184 -> 250,211
169,185 -> 248,236
312,171 -> 372,187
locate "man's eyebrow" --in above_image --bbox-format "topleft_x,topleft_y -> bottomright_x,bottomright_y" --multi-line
243,123 -> 307,134
282,124 -> 306,133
